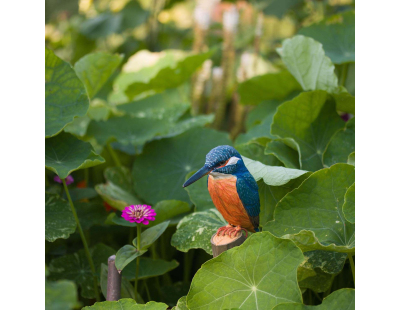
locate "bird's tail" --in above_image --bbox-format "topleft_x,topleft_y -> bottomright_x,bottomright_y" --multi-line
254,227 -> 260,232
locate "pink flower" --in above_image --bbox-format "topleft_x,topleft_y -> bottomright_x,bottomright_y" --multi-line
54,175 -> 74,185
122,205 -> 156,225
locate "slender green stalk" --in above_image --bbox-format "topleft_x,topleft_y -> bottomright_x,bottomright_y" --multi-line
340,63 -> 349,87
144,280 -> 151,301
107,143 -> 122,167
62,179 -> 100,302
129,226 -> 135,244
348,253 -> 355,284
135,224 -> 142,301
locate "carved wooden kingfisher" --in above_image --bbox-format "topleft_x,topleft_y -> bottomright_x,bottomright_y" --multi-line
183,145 -> 260,237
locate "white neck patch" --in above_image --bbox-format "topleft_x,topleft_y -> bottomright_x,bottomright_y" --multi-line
226,156 -> 241,166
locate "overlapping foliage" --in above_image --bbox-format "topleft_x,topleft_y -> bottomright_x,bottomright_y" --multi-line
46,1 -> 355,309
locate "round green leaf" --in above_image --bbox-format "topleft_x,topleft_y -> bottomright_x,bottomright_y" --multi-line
115,245 -> 147,272
171,209 -> 227,255
271,91 -> 345,171
272,288 -> 355,310
347,152 -> 355,166
45,48 -> 89,137
343,183 -> 355,223
264,139 -> 301,169
45,280 -> 79,310
95,166 -> 142,211
45,193 -> 76,242
298,11 -> 355,64
235,138 -> 284,167
277,35 -> 338,93
187,232 -> 304,310
48,243 -> 115,299
238,71 -> 301,105
45,132 -> 105,179
133,127 -> 231,204
122,257 -> 179,280
173,296 -> 188,310
74,52 -> 123,99
265,164 -> 355,253
149,200 -> 191,227
82,299 -> 168,310
323,118 -> 355,167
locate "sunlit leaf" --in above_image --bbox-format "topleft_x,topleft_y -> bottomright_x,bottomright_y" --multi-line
45,48 -> 89,137
347,152 -> 355,166
298,11 -> 355,64
74,52 -> 123,98
45,193 -> 76,242
271,91 -> 345,171
171,209 -> 227,255
277,35 -> 338,93
173,296 -> 188,310
187,232 -> 304,310
265,164 -> 355,253
45,132 -> 105,179
133,127 -> 231,204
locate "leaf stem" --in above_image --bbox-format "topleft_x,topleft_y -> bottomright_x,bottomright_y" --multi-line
340,63 -> 349,87
183,250 -> 194,284
144,280 -> 151,301
62,179 -> 101,302
348,253 -> 355,284
107,143 -> 122,167
135,224 -> 141,301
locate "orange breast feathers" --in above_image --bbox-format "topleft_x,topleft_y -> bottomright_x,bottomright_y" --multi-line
208,174 -> 255,232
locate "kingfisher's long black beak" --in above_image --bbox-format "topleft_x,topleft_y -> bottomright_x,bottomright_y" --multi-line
183,165 -> 212,187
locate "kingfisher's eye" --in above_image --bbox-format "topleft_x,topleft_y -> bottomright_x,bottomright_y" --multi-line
218,161 -> 225,166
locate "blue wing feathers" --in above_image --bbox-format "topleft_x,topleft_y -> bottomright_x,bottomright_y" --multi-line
236,173 -> 260,217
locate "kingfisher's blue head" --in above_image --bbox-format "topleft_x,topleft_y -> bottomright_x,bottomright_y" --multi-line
183,145 -> 246,187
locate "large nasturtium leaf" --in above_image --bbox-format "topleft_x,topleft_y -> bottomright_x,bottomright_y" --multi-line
125,51 -> 213,100
133,127 -> 231,205
297,250 -> 347,292
95,166 -> 141,211
74,52 -> 123,99
45,193 -> 76,242
45,48 -> 89,137
298,11 -> 355,64
45,132 -> 105,179
343,183 -> 355,223
149,200 -> 191,227
331,88 -> 355,114
117,88 -> 190,122
171,209 -> 227,255
347,152 -> 355,166
273,288 -> 355,310
45,279 -> 79,310
238,71 -> 301,105
265,164 -> 355,253
323,118 -> 355,167
187,232 -> 304,310
277,35 -> 338,93
82,299 -> 168,310
123,257 -> 179,280
48,243 -> 115,299
271,91 -> 345,171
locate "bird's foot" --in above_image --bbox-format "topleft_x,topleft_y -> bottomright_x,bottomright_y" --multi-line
216,225 -> 248,238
